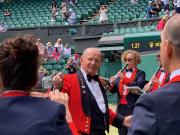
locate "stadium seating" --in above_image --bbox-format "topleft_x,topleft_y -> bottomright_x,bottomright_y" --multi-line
1,0 -> 101,29
43,58 -> 65,72
102,24 -> 157,36
88,0 -> 166,24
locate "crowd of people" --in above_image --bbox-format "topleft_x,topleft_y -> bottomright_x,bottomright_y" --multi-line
51,0 -> 77,25
36,38 -> 72,62
146,0 -> 179,19
33,37 -> 80,90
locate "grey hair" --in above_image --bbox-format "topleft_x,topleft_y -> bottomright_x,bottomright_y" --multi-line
82,48 -> 103,61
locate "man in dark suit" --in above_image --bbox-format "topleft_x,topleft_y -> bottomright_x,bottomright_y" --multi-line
53,48 -> 132,135
0,35 -> 75,135
128,14 -> 180,135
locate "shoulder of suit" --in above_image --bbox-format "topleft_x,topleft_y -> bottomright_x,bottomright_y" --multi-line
15,97 -> 66,119
143,83 -> 172,99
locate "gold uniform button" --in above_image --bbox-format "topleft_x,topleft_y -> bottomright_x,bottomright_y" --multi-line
86,120 -> 88,124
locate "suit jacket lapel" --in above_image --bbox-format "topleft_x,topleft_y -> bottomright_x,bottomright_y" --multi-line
98,79 -> 109,132
77,70 -> 91,117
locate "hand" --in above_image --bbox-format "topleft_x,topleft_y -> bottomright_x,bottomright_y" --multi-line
144,83 -> 151,92
30,92 -> 49,98
49,90 -> 68,106
110,76 -> 116,83
49,90 -> 72,122
152,76 -> 160,85
123,115 -> 132,128
53,72 -> 64,90
117,72 -> 124,80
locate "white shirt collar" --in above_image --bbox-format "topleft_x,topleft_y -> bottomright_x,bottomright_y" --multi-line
80,68 -> 88,81
170,69 -> 180,80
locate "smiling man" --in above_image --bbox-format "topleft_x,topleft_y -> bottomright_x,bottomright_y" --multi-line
53,48 -> 131,135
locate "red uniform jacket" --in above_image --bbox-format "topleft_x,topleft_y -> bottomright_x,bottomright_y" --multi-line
151,70 -> 169,92
61,71 -> 124,134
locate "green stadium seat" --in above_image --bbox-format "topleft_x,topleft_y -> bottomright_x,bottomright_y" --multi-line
53,64 -> 62,71
43,65 -> 53,71
57,59 -> 66,65
47,59 -> 57,65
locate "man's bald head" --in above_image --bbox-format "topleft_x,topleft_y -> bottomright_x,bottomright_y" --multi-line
163,14 -> 180,58
163,14 -> 180,48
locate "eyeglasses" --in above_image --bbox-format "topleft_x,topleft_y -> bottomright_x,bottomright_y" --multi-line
124,58 -> 135,62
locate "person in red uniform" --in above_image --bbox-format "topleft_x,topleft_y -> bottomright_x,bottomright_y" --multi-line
144,53 -> 170,92
109,50 -> 146,135
53,48 -> 132,135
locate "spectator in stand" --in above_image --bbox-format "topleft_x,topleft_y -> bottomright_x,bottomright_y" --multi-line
41,71 -> 57,89
67,8 -> 76,25
35,66 -> 48,89
67,0 -> 77,5
156,15 -> 169,31
172,0 -> 178,15
0,22 -> 7,32
153,0 -> 162,16
147,1 -> 158,19
99,5 -> 108,23
162,0 -> 170,16
52,47 -> 61,62
65,57 -> 78,74
130,0 -> 138,4
54,38 -> 64,53
51,0 -> 58,21
173,0 -> 180,15
46,42 -> 54,59
4,9 -> 11,16
72,53 -> 80,67
62,2 -> 68,22
63,44 -> 71,56
176,0 -> 180,13
36,38 -> 45,59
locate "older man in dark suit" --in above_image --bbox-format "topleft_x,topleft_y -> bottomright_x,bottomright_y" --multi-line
53,48 -> 132,135
128,14 -> 180,135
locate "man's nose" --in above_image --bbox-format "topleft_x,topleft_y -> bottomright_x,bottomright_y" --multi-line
91,59 -> 96,64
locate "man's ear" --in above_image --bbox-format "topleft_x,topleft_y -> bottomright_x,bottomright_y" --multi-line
165,40 -> 173,58
80,56 -> 83,65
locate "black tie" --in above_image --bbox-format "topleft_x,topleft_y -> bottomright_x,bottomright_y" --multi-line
87,74 -> 99,82
125,68 -> 133,72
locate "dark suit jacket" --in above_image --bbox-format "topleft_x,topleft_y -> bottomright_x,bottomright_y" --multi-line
61,70 -> 124,134
128,82 -> 180,135
110,70 -> 146,109
0,96 -> 72,135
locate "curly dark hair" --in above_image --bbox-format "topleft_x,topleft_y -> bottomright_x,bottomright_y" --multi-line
0,35 -> 39,91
